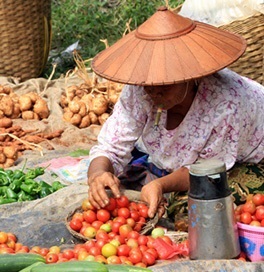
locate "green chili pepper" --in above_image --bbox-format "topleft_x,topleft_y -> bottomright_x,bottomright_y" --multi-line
51,181 -> 65,191
39,187 -> 53,198
0,198 -> 17,205
39,181 -> 53,189
0,186 -> 8,197
0,171 -> 11,186
9,179 -> 22,192
25,167 -> 45,179
6,188 -> 18,199
17,191 -> 35,202
20,183 -> 36,194
12,169 -> 25,180
5,169 -> 13,177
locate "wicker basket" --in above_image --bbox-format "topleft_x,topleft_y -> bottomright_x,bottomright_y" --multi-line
219,12 -> 264,85
0,0 -> 52,81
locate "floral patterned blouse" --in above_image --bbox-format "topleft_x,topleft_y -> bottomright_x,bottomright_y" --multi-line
89,69 -> 264,176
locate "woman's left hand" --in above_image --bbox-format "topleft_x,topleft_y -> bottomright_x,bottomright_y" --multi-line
141,180 -> 166,218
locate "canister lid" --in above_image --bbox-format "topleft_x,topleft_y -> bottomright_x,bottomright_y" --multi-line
190,159 -> 226,176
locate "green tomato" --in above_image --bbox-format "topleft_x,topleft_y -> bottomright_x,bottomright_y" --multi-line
151,227 -> 165,238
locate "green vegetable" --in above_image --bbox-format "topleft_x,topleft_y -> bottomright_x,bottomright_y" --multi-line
18,261 -> 45,272
31,261 -> 108,272
0,198 -> 17,204
106,264 -> 152,272
0,253 -> 45,272
6,188 -> 18,199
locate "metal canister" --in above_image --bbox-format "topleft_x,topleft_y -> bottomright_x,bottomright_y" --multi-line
188,159 -> 240,260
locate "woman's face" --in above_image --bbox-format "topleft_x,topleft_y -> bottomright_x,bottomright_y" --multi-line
144,83 -> 190,110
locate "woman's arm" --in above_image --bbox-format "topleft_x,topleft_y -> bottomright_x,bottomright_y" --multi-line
141,167 -> 189,218
88,156 -> 121,209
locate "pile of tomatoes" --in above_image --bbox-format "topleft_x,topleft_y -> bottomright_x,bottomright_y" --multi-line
235,193 -> 264,227
67,195 -> 188,267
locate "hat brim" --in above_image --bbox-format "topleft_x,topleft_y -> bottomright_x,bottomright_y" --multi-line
92,9 -> 246,86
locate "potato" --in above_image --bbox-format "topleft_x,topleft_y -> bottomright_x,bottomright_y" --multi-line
33,98 -> 50,119
81,93 -> 93,108
78,101 -> 88,117
108,88 -> 120,104
70,113 -> 82,126
63,111 -> 74,122
68,100 -> 80,114
4,158 -> 15,168
0,96 -> 14,116
3,146 -> 17,160
60,94 -> 68,108
98,113 -> 110,125
26,92 -> 39,103
10,103 -> 21,119
0,117 -> 12,128
22,110 -> 35,120
0,153 -> 6,163
88,111 -> 99,125
19,95 -> 33,111
79,115 -> 91,128
0,110 -> 4,118
91,93 -> 108,115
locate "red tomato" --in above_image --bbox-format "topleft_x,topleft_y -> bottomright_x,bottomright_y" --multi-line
261,219 -> 264,227
72,212 -> 84,222
0,232 -> 8,244
126,238 -> 139,249
255,206 -> 264,221
240,212 -> 252,224
139,206 -> 149,218
97,209 -> 111,223
126,218 -> 136,228
69,218 -> 83,231
105,198 -> 117,211
117,244 -> 131,257
114,216 -> 127,225
82,198 -> 96,211
107,255 -> 122,264
118,207 -> 130,219
95,229 -> 109,241
62,249 -> 75,260
89,246 -> 101,256
83,226 -> 97,239
242,200 -> 256,215
142,251 -> 156,266
96,239 -> 108,249
119,224 -> 133,238
39,248 -> 49,257
137,235 -> 148,246
129,248 -> 143,264
146,248 -> 159,259
112,221 -> 123,233
252,193 -> 264,206
161,235 -> 173,245
130,211 -> 140,222
250,220 -> 261,227
116,195 -> 130,208
129,202 -> 138,211
127,230 -> 140,240
83,210 -> 97,223
83,240 -> 96,252
135,262 -> 147,268
139,245 -> 148,253
92,220 -> 104,230
46,253 -> 59,263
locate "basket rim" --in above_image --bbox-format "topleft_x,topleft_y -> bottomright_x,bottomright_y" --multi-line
237,222 -> 264,234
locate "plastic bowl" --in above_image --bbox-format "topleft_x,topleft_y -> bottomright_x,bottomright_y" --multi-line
237,222 -> 264,262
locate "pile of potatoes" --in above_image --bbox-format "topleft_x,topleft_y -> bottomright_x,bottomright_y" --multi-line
0,85 -> 50,121
60,81 -> 122,128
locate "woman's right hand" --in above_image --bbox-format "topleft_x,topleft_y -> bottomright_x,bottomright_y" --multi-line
88,171 -> 121,209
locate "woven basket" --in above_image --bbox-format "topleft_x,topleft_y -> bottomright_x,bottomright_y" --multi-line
0,0 -> 52,81
219,12 -> 264,85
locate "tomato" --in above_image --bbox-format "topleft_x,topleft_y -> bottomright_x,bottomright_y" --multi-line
142,251 -> 156,266
92,220 -> 104,230
126,238 -> 139,249
117,244 -> 131,257
39,247 -> 49,257
46,253 -> 59,263
97,209 -> 111,223
112,235 -> 126,245
240,212 -> 252,224
83,226 -> 97,239
78,250 -> 89,261
250,220 -> 261,227
82,199 -> 96,211
114,216 -> 127,225
130,211 -> 140,222
137,235 -> 148,246
135,262 -> 147,268
255,206 -> 264,221
129,248 -> 143,264
94,255 -> 107,263
95,229 -> 109,241
69,218 -> 83,232
110,239 -> 121,248
30,246 -> 41,254
0,247 -> 14,254
147,236 -> 156,249
118,207 -> 130,219
116,195 -> 130,208
139,245 -> 148,253
101,243 -> 117,258
151,227 -> 165,238
252,193 -> 264,206
129,202 -> 138,211
105,197 -> 117,211
96,239 -> 108,249
72,212 -> 84,222
242,200 -> 256,215
119,224 -> 133,238
261,218 -> 264,227
161,235 -> 173,245
112,221 -> 123,233
126,218 -> 136,228
100,223 -> 112,233
107,255 -> 122,264
139,206 -> 149,218
120,256 -> 133,265
83,240 -> 96,252
146,248 -> 159,259
127,230 -> 140,240
83,210 -> 97,223
7,233 -> 17,243
0,232 -> 8,244
89,246 -> 101,256
62,249 -> 75,260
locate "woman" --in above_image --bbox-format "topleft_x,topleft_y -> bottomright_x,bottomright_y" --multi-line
87,7 -> 264,218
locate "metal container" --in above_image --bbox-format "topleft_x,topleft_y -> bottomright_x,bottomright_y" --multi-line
188,159 -> 240,260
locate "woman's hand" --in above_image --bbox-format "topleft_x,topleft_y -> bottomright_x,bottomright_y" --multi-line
141,180 -> 166,218
88,171 -> 121,209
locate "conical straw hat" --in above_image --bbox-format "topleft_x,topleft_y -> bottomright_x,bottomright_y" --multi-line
92,6 -> 246,86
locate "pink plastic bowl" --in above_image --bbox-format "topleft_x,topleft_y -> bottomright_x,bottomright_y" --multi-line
237,222 -> 264,262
